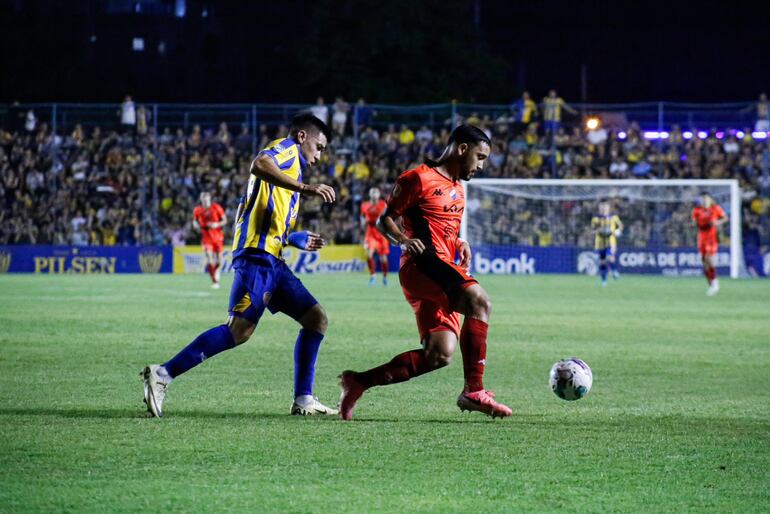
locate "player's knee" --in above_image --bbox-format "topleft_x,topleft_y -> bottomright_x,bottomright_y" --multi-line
430,350 -> 452,369
227,320 -> 255,345
301,304 -> 328,334
469,291 -> 492,318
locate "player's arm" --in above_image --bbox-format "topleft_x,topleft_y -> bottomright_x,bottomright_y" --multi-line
562,99 -> 578,115
714,211 -> 729,227
250,154 -> 335,203
614,216 -> 624,236
455,237 -> 471,270
377,208 -> 425,256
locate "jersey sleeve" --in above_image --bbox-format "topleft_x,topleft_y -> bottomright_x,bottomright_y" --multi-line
214,203 -> 225,220
360,202 -> 368,216
387,170 -> 422,217
193,207 -> 202,222
259,139 -> 298,171
715,205 -> 726,219
612,215 -> 621,228
591,217 -> 598,228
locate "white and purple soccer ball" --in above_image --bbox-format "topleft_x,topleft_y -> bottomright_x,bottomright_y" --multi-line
549,358 -> 593,401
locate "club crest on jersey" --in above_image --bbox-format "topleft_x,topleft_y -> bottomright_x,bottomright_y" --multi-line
449,189 -> 457,200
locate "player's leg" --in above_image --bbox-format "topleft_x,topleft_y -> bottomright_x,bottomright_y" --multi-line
203,245 -> 217,285
268,263 -> 337,415
213,248 -> 224,287
378,238 -> 390,286
705,250 -> 719,296
365,245 -> 376,285
339,328 -> 457,421
141,259 -> 265,417
609,246 -> 619,279
453,282 -> 512,418
598,248 -> 608,285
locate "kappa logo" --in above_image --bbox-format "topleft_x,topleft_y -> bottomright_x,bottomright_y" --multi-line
432,188 -> 444,196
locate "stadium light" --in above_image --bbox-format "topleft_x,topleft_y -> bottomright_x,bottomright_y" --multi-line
751,131 -> 768,139
715,131 -> 725,139
618,131 -> 627,139
737,131 -> 745,138
697,131 -> 708,139
683,131 -> 693,139
585,117 -> 600,131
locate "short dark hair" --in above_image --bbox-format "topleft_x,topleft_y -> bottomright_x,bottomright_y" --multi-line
290,113 -> 331,141
700,191 -> 712,197
448,124 -> 491,147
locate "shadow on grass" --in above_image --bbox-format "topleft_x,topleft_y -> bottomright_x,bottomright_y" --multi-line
0,406 -> 515,424
0,407 -> 767,434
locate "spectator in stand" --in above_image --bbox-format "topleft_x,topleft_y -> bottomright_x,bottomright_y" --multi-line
354,98 -> 375,129
754,93 -> 769,132
120,96 -> 136,131
310,96 -> 329,125
511,91 -> 538,135
398,124 -> 415,145
542,89 -> 577,136
332,97 -> 349,136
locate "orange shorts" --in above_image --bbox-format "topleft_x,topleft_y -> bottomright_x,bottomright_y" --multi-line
697,237 -> 718,257
399,253 -> 477,341
365,233 -> 390,255
202,239 -> 224,254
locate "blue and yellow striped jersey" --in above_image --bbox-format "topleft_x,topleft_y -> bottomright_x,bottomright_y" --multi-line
232,137 -> 306,259
591,214 -> 621,250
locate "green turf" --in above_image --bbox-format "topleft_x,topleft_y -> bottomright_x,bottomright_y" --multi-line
0,273 -> 768,513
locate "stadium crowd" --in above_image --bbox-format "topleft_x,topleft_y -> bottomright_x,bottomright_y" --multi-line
1,98 -> 769,267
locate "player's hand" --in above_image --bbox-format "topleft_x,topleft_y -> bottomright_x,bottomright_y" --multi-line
614,229 -> 622,237
305,232 -> 326,251
400,238 -> 426,256
303,183 -> 336,203
458,240 -> 472,270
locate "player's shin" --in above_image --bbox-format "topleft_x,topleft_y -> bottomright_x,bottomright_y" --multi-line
294,329 -> 324,397
356,349 -> 432,388
381,258 -> 388,278
599,262 -> 608,282
367,257 -> 375,276
459,318 -> 487,393
163,324 -> 236,378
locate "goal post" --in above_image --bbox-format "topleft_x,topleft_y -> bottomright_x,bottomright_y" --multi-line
461,179 -> 743,278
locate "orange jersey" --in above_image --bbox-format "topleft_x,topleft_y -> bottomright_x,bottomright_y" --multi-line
387,163 -> 464,266
194,203 -> 225,245
692,204 -> 725,242
361,199 -> 388,240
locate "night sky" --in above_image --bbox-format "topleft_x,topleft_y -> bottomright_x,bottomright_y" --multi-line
1,0 -> 768,104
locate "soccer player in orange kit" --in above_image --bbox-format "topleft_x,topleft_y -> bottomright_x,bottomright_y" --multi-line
339,125 -> 513,420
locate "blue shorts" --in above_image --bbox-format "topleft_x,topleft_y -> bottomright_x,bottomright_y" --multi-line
597,247 -> 614,260
228,252 -> 318,324
545,120 -> 560,132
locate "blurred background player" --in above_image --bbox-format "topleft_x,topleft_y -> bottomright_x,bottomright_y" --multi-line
692,192 -> 728,296
193,192 -> 227,289
142,114 -> 339,417
339,125 -> 513,421
360,187 -> 390,285
591,201 -> 623,286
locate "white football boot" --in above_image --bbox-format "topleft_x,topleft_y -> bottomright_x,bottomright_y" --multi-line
290,395 -> 339,416
706,279 -> 720,296
141,364 -> 171,417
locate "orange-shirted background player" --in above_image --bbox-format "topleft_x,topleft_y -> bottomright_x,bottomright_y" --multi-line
339,124 -> 512,420
193,192 -> 227,289
360,187 -> 390,285
692,192 -> 728,296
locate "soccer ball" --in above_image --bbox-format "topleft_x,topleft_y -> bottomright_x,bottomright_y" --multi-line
549,358 -> 593,401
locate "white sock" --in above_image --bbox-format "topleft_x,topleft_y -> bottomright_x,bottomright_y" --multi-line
294,394 -> 313,406
156,365 -> 173,382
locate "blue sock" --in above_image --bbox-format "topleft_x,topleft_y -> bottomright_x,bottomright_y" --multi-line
293,329 -> 324,397
164,324 -> 236,378
600,263 -> 608,281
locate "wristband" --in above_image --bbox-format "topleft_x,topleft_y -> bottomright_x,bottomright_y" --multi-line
287,231 -> 309,249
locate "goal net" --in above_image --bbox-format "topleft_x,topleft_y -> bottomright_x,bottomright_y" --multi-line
461,179 -> 743,278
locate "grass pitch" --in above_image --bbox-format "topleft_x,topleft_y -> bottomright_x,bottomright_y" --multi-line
0,272 -> 768,513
